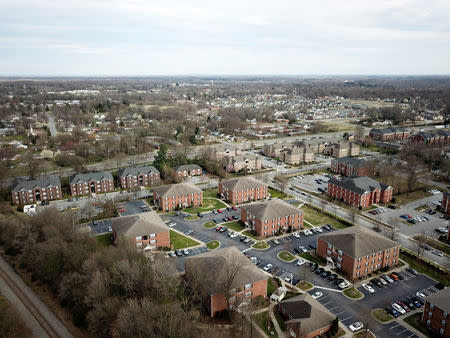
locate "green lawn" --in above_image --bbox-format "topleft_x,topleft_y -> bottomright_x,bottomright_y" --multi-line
254,311 -> 278,338
183,198 -> 226,214
170,230 -> 200,249
372,309 -> 392,323
343,287 -> 363,299
206,240 -> 220,250
96,233 -> 112,247
400,251 -> 449,286
267,278 -> 279,296
252,241 -> 269,250
297,280 -> 313,291
243,230 -> 259,239
300,205 -> 349,229
203,221 -> 217,229
353,330 -> 375,338
202,188 -> 219,199
404,313 -> 435,337
185,214 -> 199,220
413,235 -> 450,255
268,187 -> 289,199
224,220 -> 245,232
299,252 -> 325,266
278,250 -> 296,262
273,308 -> 286,331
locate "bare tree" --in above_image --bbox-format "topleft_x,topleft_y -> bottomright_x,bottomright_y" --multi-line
349,206 -> 358,226
386,226 -> 398,241
414,232 -> 428,258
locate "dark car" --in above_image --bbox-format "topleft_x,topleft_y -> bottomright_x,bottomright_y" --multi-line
232,215 -> 239,220
321,271 -> 331,278
226,207 -> 232,211
371,278 -> 381,288
402,299 -> 415,310
328,273 -> 338,281
239,235 -> 246,241
435,283 -> 445,290
223,217 -> 228,222
293,248 -> 301,254
406,268 -> 418,275
197,212 -> 203,218
308,244 -> 317,250
220,227 -> 228,233
395,272 -> 405,280
214,219 -> 221,224
175,250 -> 182,256
309,263 -> 318,271
315,267 -> 324,275
385,307 -> 400,318
291,277 -> 300,286
411,297 -> 423,306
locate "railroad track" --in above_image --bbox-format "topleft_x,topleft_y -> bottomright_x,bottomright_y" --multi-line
0,263 -> 60,338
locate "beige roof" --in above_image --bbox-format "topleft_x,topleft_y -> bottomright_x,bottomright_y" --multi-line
184,246 -> 267,295
318,226 -> 398,259
153,182 -> 202,199
425,287 -> 450,313
240,198 -> 302,220
279,293 -> 336,334
220,177 -> 267,191
112,211 -> 168,237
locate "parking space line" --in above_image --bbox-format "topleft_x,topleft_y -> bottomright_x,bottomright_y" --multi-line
341,316 -> 352,321
321,301 -> 333,306
334,311 -> 345,316
328,306 -> 339,311
389,324 -> 400,330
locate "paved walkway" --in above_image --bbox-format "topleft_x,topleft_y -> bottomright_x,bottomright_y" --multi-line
268,303 -> 285,337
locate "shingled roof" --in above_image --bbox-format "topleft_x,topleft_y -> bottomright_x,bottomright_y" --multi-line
279,293 -> 335,335
184,246 -> 267,295
333,156 -> 369,169
70,172 -> 113,184
328,176 -> 390,195
220,177 -> 267,191
12,176 -> 61,192
117,165 -> 159,177
112,211 -> 168,238
153,182 -> 202,198
318,226 -> 398,259
240,198 -> 301,220
425,287 -> 450,314
173,164 -> 201,172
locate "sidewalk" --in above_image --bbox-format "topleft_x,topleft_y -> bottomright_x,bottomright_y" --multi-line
268,303 -> 285,337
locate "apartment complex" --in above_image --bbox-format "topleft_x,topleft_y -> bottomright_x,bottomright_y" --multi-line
153,182 -> 203,211
323,141 -> 360,158
240,198 -> 303,238
184,246 -> 267,317
112,211 -> 170,250
173,164 -> 202,178
317,226 -> 400,280
278,293 -> 336,338
218,177 -> 268,205
222,154 -> 261,173
369,127 -> 410,141
330,156 -> 374,177
70,172 -> 114,196
117,165 -> 160,189
410,130 -> 450,144
443,191 -> 450,215
11,177 -> 62,205
421,287 -> 450,337
279,146 -> 315,164
327,176 -> 393,208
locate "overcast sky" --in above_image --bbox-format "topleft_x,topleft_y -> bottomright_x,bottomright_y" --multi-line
1,0 -> 449,76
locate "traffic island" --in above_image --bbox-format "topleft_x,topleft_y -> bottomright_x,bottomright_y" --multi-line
342,287 -> 364,300
296,280 -> 314,291
206,240 -> 220,250
371,308 -> 393,324
277,250 -> 296,262
252,241 -> 270,250
203,221 -> 216,229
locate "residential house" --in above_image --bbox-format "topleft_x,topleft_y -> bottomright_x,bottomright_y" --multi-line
222,155 -> 261,173
369,127 -> 410,141
278,293 -> 336,338
421,287 -> 450,337
153,182 -> 203,211
184,246 -> 268,317
111,211 -> 170,250
70,172 -> 114,196
327,176 -> 393,208
11,177 -> 61,205
316,226 -> 400,280
117,165 -> 160,189
218,177 -> 268,205
240,198 -> 303,238
173,164 -> 202,178
323,141 -> 360,158
330,156 -> 374,177
442,191 -> 450,215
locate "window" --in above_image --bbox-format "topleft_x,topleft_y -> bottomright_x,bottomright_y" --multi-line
245,291 -> 252,297
430,304 -> 434,310
150,233 -> 156,238
337,249 -> 343,256
230,288 -> 236,294
428,311 -> 433,318
357,265 -> 361,269
442,320 -> 446,326
427,320 -> 431,327
444,312 -> 448,319
327,250 -> 332,255
245,283 -> 252,290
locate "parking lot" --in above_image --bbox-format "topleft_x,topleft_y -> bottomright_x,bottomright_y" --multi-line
290,173 -> 330,193
117,200 -> 149,216
89,219 -> 112,235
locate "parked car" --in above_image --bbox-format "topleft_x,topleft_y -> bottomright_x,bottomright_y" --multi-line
392,303 -> 406,315
298,246 -> 308,253
312,291 -> 323,299
292,232 -> 300,238
293,248 -> 301,254
362,283 -> 375,294
197,212 -> 203,218
416,292 -> 426,302
321,271 -> 331,278
389,273 -> 399,281
215,226 -> 222,231
168,222 -> 176,227
432,250 -> 444,257
272,239 -> 280,245
315,267 -> 324,275
232,215 -> 238,220
406,268 -> 418,275
284,273 -> 293,282
220,227 -> 228,233
397,302 -> 410,312
175,250 -> 183,256
385,307 -> 400,318
310,263 -> 318,272
381,274 -> 394,283
263,264 -> 273,271
349,322 -> 364,332
217,209 -> 223,213
297,258 -> 306,266
184,229 -> 194,236
339,280 -> 350,289
168,251 -> 176,257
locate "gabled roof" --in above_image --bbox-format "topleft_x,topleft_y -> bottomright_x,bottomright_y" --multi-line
153,182 -> 202,198
173,164 -> 201,172
220,177 -> 267,191
333,156 -> 369,169
184,246 -> 267,295
425,287 -> 450,313
240,198 -> 301,220
370,127 -> 407,134
70,172 -> 113,184
112,211 -> 168,238
12,176 -> 61,192
117,165 -> 159,177
279,293 -> 335,335
328,176 -> 390,194
318,226 -> 398,259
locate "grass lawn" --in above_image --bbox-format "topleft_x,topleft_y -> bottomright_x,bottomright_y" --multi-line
413,235 -> 450,256
252,241 -> 270,250
170,230 -> 200,249
299,252 -> 325,266
414,204 -> 429,212
267,278 -> 279,296
353,330 -> 375,338
400,251 -> 449,285
296,280 -> 313,291
185,214 -> 199,220
202,188 -> 219,199
203,221 -> 217,229
278,250 -> 296,262
395,189 -> 432,205
224,220 -> 245,232
206,240 -> 220,250
268,187 -> 289,199
372,308 -> 393,323
343,287 -> 363,299
254,311 -> 278,338
300,205 -> 349,229
96,233 -> 112,247
404,313 -> 435,337
273,308 -> 286,331
243,230 -> 259,239
183,198 -> 226,214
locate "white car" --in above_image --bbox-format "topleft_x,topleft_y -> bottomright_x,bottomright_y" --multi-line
297,258 -> 306,266
168,222 -> 176,227
416,292 -> 426,302
392,303 -> 406,315
314,227 -> 323,233
312,291 -> 323,299
250,257 -> 258,264
292,232 -> 300,238
284,273 -> 293,282
339,281 -> 350,289
263,264 -> 273,271
362,283 -> 375,294
349,322 -> 364,332
382,274 -> 394,283
230,231 -> 238,238
378,277 -> 387,285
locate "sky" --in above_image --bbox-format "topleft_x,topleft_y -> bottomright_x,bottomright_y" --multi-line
0,0 -> 450,76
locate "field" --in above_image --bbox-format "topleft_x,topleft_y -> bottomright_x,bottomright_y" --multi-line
224,220 -> 245,232
183,198 -> 226,214
254,311 -> 278,338
169,230 -> 200,249
300,205 -> 349,229
268,187 -> 289,199
96,233 -> 112,247
400,251 -> 449,285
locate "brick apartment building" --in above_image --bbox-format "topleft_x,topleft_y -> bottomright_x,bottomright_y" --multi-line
112,211 -> 170,250
218,177 -> 268,205
327,176 -> 393,208
323,141 -> 360,158
443,191 -> 450,215
410,130 -> 450,144
153,182 -> 203,211
11,177 -> 62,205
263,143 -> 285,158
278,293 -> 335,338
117,165 -> 160,189
317,226 -> 400,280
369,127 -> 410,141
173,164 -> 202,178
184,246 -> 267,317
240,198 -> 303,238
330,156 -> 374,177
207,147 -> 240,161
279,146 -> 315,164
222,155 -> 261,173
421,287 -> 450,337
70,172 -> 114,196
